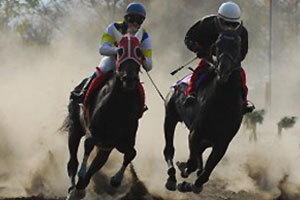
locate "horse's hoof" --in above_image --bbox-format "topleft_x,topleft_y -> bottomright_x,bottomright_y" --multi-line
66,191 -> 73,200
177,181 -> 193,193
76,189 -> 86,199
165,175 -> 177,191
67,188 -> 86,200
165,180 -> 177,191
68,185 -> 75,193
176,161 -> 186,171
110,173 -> 123,187
181,169 -> 189,178
176,162 -> 189,178
192,184 -> 203,194
66,188 -> 76,200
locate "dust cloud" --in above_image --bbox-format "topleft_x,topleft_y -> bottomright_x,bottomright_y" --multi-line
0,1 -> 299,200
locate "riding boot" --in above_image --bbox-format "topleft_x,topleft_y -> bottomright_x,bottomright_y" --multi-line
143,105 -> 148,112
243,101 -> 255,114
70,73 -> 97,102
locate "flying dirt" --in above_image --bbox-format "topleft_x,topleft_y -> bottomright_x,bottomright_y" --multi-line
0,1 -> 300,200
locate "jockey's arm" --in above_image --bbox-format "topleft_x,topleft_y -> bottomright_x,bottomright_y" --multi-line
240,27 -> 248,62
141,31 -> 153,72
99,43 -> 118,56
184,19 -> 205,53
99,23 -> 119,56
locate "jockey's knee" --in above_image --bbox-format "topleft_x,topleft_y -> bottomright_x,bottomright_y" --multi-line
99,56 -> 116,73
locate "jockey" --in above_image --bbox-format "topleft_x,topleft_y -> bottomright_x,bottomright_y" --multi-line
71,2 -> 152,106
184,1 -> 254,114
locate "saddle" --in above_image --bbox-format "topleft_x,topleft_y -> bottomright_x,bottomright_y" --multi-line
173,71 -> 213,96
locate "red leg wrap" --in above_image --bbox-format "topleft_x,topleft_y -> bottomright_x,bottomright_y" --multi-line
240,67 -> 248,102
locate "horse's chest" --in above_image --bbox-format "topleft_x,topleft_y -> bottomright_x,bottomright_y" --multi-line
107,95 -> 139,122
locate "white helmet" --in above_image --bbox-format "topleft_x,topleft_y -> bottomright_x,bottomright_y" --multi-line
218,2 -> 241,23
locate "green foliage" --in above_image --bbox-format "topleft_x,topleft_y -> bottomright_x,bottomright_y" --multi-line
0,0 -> 66,45
277,116 -> 297,130
243,109 -> 265,142
243,109 -> 265,140
244,109 -> 266,127
25,0 -> 40,8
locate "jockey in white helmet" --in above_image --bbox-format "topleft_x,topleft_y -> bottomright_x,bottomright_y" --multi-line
183,1 -> 254,114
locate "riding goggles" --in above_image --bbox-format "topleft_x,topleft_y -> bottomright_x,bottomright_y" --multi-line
219,18 -> 240,29
125,14 -> 145,25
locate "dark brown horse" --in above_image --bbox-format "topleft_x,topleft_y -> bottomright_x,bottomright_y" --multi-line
163,25 -> 244,193
63,32 -> 144,200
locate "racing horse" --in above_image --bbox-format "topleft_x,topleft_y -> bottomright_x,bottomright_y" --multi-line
163,23 -> 245,193
63,29 -> 145,200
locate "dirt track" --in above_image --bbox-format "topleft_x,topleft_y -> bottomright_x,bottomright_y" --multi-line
0,165 -> 284,200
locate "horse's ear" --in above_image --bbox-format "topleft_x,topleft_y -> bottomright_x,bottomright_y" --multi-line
235,21 -> 243,35
134,27 -> 143,42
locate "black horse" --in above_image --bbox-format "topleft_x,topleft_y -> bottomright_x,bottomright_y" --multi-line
63,33 -> 144,200
163,25 -> 244,193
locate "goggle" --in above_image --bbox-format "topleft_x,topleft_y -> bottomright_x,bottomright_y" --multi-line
125,14 -> 145,25
219,18 -> 240,28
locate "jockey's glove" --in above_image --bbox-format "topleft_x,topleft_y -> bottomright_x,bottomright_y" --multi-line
196,48 -> 208,58
117,48 -> 123,56
186,40 -> 200,53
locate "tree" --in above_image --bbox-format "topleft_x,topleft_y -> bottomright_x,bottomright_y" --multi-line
277,116 -> 297,137
243,109 -> 266,142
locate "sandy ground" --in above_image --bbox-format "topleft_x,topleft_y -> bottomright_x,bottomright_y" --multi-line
0,167 -> 277,200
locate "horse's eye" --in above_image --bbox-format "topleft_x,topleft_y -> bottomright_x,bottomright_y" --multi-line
135,48 -> 142,58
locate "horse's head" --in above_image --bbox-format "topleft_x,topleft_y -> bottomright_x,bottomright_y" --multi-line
213,22 -> 243,83
115,29 -> 144,90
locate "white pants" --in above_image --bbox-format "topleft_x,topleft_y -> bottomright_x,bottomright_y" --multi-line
98,56 -> 116,73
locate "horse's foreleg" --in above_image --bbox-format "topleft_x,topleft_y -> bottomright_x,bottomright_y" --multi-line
196,144 -> 208,177
111,148 -> 136,187
78,137 -> 95,179
194,144 -> 228,192
76,148 -> 112,191
67,130 -> 82,192
163,112 -> 178,191
179,130 -> 199,178
177,131 -> 202,193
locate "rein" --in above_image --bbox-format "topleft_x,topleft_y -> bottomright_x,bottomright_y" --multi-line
145,70 -> 166,103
